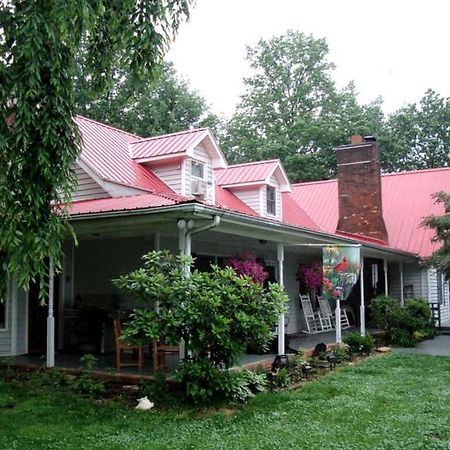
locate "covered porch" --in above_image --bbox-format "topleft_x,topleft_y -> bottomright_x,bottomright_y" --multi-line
13,203 -> 416,368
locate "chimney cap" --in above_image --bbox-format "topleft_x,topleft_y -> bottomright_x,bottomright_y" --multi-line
351,135 -> 363,145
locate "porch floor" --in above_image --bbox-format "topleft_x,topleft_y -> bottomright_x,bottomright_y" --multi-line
6,327 -> 371,381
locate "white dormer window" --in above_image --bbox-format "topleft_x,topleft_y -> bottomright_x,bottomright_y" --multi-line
267,185 -> 276,215
191,161 -> 205,179
191,160 -> 206,196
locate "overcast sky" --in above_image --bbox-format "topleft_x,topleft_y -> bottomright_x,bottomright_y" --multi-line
167,0 -> 450,118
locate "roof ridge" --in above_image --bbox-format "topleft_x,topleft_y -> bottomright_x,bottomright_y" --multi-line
381,167 -> 450,177
75,115 -> 141,139
292,166 -> 450,187
129,127 -> 209,144
292,178 -> 336,187
221,159 -> 280,169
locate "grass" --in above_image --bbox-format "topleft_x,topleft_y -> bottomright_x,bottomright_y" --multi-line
2,353 -> 450,449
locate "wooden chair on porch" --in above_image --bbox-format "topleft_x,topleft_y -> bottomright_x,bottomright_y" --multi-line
113,319 -> 144,371
299,294 -> 332,333
152,339 -> 179,373
317,296 -> 351,329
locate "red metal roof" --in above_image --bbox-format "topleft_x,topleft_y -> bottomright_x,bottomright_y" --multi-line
69,193 -> 182,216
215,160 -> 280,186
282,192 -> 320,230
75,116 -> 174,194
130,128 -> 208,160
215,186 -> 258,216
291,168 -> 450,257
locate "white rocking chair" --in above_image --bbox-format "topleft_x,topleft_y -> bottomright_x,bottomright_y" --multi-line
300,294 -> 333,333
317,296 -> 351,330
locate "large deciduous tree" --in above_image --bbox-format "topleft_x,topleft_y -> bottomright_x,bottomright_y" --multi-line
220,31 -> 382,182
74,61 -> 222,138
423,192 -> 450,280
382,90 -> 450,172
0,0 -> 192,300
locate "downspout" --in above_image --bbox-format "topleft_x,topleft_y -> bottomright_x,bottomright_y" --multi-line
176,215 -> 221,360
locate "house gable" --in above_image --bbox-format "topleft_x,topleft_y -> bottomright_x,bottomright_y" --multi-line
130,129 -> 226,203
72,164 -> 110,202
215,160 -> 291,221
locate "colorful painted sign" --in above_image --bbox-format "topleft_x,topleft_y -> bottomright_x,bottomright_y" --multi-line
322,245 -> 361,301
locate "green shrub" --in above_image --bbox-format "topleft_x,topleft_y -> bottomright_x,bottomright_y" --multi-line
371,296 -> 436,347
370,295 -> 402,331
115,250 -> 288,404
71,354 -> 106,398
332,346 -> 351,363
229,369 -> 268,403
30,369 -> 69,387
175,359 -> 235,404
140,370 -> 173,405
273,367 -> 290,389
343,332 -> 375,354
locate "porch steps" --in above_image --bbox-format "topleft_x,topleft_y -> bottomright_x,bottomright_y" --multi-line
439,326 -> 450,335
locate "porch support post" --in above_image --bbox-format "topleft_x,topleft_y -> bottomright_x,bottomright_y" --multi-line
335,299 -> 342,344
277,243 -> 285,355
46,256 -> 55,368
384,259 -> 389,296
177,221 -> 187,360
399,262 -> 404,306
360,256 -> 365,336
154,232 -> 161,251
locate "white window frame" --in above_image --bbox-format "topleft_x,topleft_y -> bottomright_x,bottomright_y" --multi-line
191,160 -> 205,180
266,185 -> 277,216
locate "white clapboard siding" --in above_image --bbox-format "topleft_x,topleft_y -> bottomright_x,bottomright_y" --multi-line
152,162 -> 183,194
230,187 -> 262,214
72,165 -> 109,201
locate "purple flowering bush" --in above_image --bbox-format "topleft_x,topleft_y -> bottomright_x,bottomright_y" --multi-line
224,252 -> 268,286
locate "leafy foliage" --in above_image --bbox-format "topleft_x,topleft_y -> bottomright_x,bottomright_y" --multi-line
224,252 -> 268,286
370,296 -> 436,347
342,332 -> 375,354
423,192 -> 450,280
0,0 -> 192,301
382,90 -> 450,172
74,61 -> 222,138
71,354 -> 106,398
114,250 -> 288,403
220,31 -> 386,182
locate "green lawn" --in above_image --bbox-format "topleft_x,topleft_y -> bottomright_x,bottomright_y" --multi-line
1,353 -> 450,449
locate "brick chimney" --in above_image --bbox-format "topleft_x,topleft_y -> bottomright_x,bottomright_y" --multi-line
336,135 -> 388,243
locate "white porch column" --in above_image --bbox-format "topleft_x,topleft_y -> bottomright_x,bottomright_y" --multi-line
154,232 -> 161,251
384,259 -> 389,296
360,256 -> 365,336
277,242 -> 286,355
177,221 -> 187,360
46,256 -> 55,368
399,262 -> 404,306
335,298 -> 342,344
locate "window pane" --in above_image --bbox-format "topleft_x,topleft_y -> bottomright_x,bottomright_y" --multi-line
191,161 -> 204,179
267,186 -> 276,215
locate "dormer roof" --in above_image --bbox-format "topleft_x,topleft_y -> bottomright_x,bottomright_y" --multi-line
75,115 -> 172,194
129,128 -> 227,168
215,160 -> 292,192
